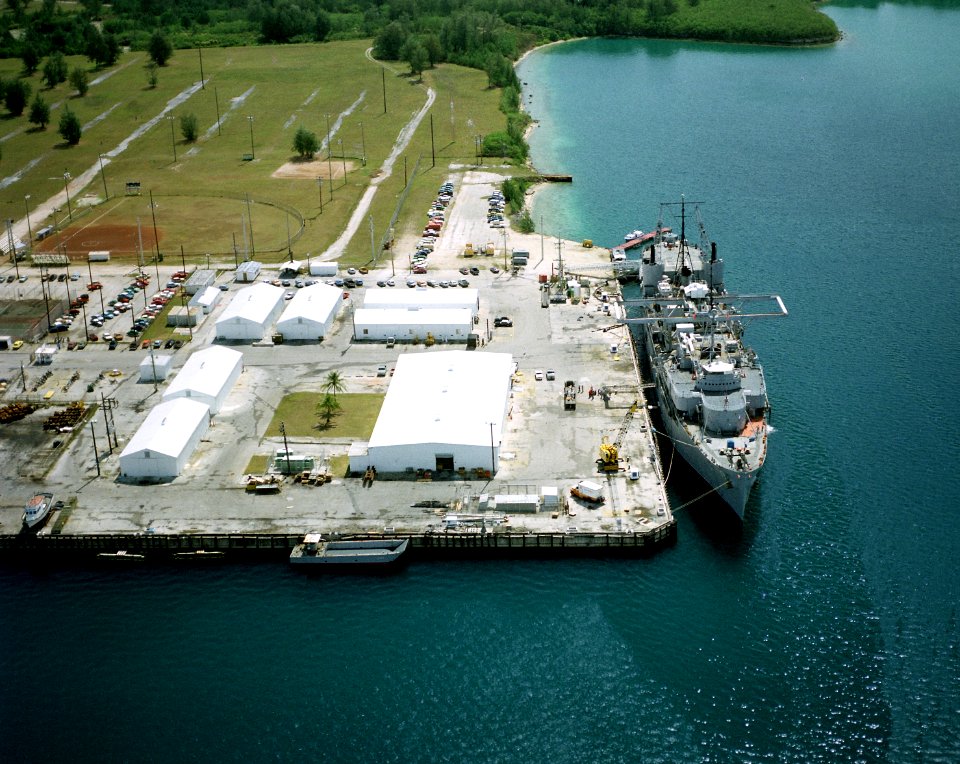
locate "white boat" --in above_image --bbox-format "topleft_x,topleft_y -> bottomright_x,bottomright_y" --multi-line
173,549 -> 225,561
290,534 -> 409,567
97,550 -> 145,561
22,492 -> 54,529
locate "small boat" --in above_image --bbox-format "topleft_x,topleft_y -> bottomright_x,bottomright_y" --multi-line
290,534 -> 409,568
97,550 -> 145,561
173,549 -> 225,561
22,492 -> 54,529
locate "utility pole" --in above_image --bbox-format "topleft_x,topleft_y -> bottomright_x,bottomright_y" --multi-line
280,422 -> 291,475
382,68 -> 386,114
198,45 -> 205,88
430,114 -> 435,168
214,88 -> 222,136
98,154 -> 108,199
149,190 -> 161,267
90,420 -> 101,477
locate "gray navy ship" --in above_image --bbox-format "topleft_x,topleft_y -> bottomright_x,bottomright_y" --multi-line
623,199 -> 787,518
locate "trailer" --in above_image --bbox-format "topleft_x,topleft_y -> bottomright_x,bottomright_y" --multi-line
563,380 -> 577,410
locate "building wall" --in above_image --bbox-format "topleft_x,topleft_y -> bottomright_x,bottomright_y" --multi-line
277,314 -> 332,341
352,315 -> 472,342
349,442 -> 494,475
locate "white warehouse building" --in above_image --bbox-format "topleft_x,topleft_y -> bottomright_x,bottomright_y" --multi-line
353,307 -> 473,342
349,351 -> 514,476
119,398 -> 211,480
363,288 -> 479,317
161,345 -> 243,414
276,283 -> 342,340
215,282 -> 284,341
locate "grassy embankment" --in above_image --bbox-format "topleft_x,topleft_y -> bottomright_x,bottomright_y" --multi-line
0,40 -> 506,268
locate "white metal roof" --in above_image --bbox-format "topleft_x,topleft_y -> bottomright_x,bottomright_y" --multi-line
353,307 -> 473,327
119,398 -> 210,459
362,288 -> 479,311
368,351 -> 514,449
138,353 -> 174,372
217,282 -> 283,325
163,346 -> 243,401
277,283 -> 341,325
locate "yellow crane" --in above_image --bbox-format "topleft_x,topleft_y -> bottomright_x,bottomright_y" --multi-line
596,403 -> 637,472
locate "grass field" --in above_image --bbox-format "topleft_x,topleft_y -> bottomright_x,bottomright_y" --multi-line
265,391 -> 384,438
1,41 -> 508,268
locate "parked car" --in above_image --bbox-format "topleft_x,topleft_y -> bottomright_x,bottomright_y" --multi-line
545,369 -> 556,380
534,369 -> 544,381
494,316 -> 513,327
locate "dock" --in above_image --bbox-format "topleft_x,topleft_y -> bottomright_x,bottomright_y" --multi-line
0,171 -> 674,564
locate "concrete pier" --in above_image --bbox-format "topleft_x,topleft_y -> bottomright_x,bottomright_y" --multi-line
0,171 -> 673,562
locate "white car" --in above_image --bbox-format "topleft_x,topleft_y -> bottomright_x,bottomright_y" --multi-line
534,370 -> 544,381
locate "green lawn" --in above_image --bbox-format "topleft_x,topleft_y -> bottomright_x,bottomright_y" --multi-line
3,42 -> 508,269
265,392 -> 383,439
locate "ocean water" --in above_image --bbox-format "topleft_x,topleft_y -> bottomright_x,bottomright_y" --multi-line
3,5 -> 960,762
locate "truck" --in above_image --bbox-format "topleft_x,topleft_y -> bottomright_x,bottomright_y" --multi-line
570,480 -> 604,504
87,250 -> 111,262
563,380 -> 577,411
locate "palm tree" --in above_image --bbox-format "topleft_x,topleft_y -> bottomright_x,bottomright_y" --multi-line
315,394 -> 341,429
321,370 -> 346,398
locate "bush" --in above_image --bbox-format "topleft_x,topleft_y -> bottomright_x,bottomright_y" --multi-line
29,94 -> 50,129
69,67 -> 89,97
4,79 -> 30,117
180,113 -> 199,142
59,108 -> 82,145
293,126 -> 319,158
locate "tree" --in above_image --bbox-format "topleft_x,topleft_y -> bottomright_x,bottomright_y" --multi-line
180,113 -> 199,142
42,52 -> 68,89
69,67 -> 89,97
402,39 -> 429,80
314,11 -> 331,42
29,94 -> 50,129
58,107 -> 82,145
5,79 -> 31,117
373,21 -> 406,60
315,394 -> 341,429
321,370 -> 346,398
293,126 -> 319,159
146,62 -> 159,88
148,30 -> 173,67
21,45 -> 41,76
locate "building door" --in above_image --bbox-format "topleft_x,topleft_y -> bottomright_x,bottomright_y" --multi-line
435,455 -> 454,472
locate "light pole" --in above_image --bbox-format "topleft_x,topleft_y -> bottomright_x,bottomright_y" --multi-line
247,115 -> 255,160
63,172 -> 73,219
168,115 -> 177,162
316,177 -> 323,214
24,195 -> 32,245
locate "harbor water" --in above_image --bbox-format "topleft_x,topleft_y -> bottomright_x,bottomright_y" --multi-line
2,4 -> 959,761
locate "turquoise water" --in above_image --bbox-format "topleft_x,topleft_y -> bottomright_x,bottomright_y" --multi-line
3,6 -> 960,761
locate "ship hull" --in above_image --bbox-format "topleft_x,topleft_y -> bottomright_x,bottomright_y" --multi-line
654,398 -> 756,518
